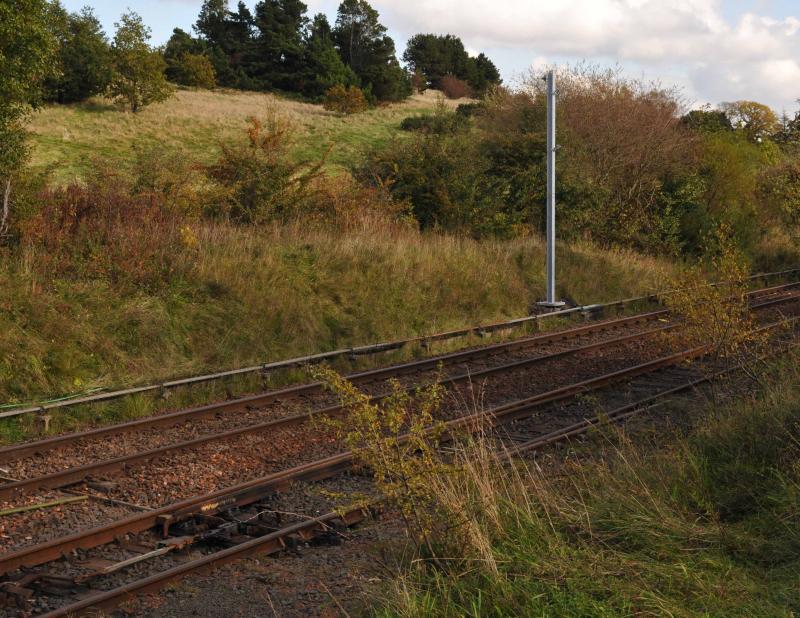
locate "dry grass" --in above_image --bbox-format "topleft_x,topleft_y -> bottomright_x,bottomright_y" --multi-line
28,89 -> 466,183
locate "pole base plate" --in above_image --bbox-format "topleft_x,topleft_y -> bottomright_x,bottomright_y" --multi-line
536,300 -> 566,309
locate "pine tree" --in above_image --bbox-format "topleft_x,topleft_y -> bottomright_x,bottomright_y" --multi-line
250,0 -> 308,91
332,0 -> 409,102
302,13 -> 356,98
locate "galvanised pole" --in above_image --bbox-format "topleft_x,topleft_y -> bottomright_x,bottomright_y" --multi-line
541,69 -> 564,308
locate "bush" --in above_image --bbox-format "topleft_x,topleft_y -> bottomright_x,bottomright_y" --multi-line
323,84 -> 369,115
439,75 -> 470,99
455,102 -> 483,117
205,115 -> 325,224
172,52 -> 216,89
400,112 -> 469,134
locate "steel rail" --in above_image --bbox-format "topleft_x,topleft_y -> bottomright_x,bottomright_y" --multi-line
0,322 -> 680,500
4,313 -> 796,577
11,285 -> 796,500
3,271 -> 797,420
27,335 -> 800,618
1,281 -> 796,466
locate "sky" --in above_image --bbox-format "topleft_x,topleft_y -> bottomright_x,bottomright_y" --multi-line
62,0 -> 800,113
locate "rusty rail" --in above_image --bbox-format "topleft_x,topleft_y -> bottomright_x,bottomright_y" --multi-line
0,330 -> 767,576
0,308 -> 672,465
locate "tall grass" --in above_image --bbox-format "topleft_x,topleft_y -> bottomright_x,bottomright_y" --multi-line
376,356 -> 800,617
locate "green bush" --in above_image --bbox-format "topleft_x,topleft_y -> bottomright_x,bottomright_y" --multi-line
323,84 -> 369,115
206,115 -> 324,223
399,112 -> 468,134
172,52 -> 216,89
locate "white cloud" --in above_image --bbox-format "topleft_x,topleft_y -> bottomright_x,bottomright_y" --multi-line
373,0 -> 800,111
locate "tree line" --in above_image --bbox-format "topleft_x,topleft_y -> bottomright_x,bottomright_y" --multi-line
38,0 -> 502,109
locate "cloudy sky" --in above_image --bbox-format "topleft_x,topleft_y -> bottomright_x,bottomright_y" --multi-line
63,0 -> 800,113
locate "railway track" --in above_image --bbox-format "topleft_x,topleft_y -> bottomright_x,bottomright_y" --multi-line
0,283 -> 798,616
0,289 -> 795,524
0,285 -> 796,502
2,314 -> 799,615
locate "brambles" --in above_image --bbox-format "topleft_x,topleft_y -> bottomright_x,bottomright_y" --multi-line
323,84 -> 368,115
316,366 -> 449,551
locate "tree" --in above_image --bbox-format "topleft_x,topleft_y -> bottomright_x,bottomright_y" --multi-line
403,34 -> 470,88
773,106 -> 800,149
108,11 -> 173,113
467,53 -> 501,96
0,0 -> 58,238
720,100 -> 780,143
682,107 -> 734,133
194,0 -> 254,88
302,13 -> 357,98
403,35 -> 500,95
250,0 -> 308,91
45,6 -> 112,103
333,0 -> 410,101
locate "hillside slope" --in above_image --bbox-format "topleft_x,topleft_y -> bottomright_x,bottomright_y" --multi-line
28,89 -> 456,183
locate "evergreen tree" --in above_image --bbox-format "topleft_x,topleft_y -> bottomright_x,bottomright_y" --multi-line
302,13 -> 356,98
109,11 -> 173,112
44,6 -> 112,103
404,34 -> 500,95
467,53 -> 501,95
194,0 -> 254,88
250,0 -> 308,91
332,0 -> 409,101
164,28 -> 207,82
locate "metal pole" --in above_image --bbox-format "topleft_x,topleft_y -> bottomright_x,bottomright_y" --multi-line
540,70 -> 564,308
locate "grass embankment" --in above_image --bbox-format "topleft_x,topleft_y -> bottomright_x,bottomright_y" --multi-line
27,89 -> 458,183
378,359 -> 800,617
0,226 -> 676,439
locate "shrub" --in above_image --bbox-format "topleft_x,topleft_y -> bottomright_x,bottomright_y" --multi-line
455,102 -> 483,117
323,84 -> 369,115
17,173 -> 191,291
399,112 -> 468,134
205,115 -> 325,224
173,52 -> 216,89
411,69 -> 427,93
439,75 -> 470,99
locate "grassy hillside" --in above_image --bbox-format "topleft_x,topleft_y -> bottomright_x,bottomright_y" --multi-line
0,225 -> 677,412
27,88 -> 456,183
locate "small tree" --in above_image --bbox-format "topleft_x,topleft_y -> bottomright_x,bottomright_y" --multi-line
0,0 -> 58,240
323,84 -> 368,114
720,100 -> 780,143
108,11 -> 173,113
